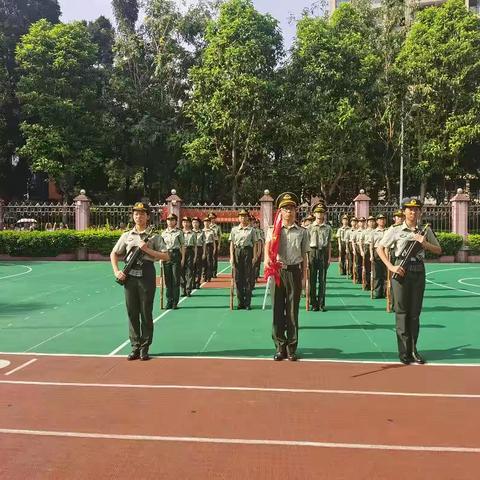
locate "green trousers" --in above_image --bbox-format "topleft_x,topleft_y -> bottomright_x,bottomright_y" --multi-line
194,246 -> 203,287
164,249 -> 181,307
234,246 -> 253,307
339,243 -> 347,275
372,252 -> 386,298
203,243 -> 214,281
309,247 -> 328,309
391,266 -> 425,359
272,266 -> 302,355
182,246 -> 195,294
124,262 -> 156,351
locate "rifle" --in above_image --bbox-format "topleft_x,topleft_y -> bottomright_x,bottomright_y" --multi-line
361,253 -> 367,290
370,246 -> 375,299
345,244 -> 350,278
116,226 -> 155,286
386,249 -> 392,312
392,224 -> 430,283
352,246 -> 357,284
229,263 -> 235,310
160,260 -> 165,309
338,241 -> 342,274
305,262 -> 310,311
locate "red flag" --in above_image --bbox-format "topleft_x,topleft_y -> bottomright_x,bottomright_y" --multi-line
264,210 -> 283,286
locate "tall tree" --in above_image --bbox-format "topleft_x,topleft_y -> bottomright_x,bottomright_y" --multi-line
395,0 -> 480,199
185,0 -> 283,203
16,20 -> 102,199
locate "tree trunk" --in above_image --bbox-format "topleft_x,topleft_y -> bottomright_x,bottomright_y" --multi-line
420,178 -> 427,202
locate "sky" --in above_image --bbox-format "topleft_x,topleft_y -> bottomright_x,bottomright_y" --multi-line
58,0 -> 325,49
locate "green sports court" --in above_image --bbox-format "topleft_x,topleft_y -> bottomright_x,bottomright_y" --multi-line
1,261 -> 479,364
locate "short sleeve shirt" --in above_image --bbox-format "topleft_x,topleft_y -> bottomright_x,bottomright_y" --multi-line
379,222 -> 440,260
371,227 -> 387,248
266,223 -> 310,265
161,228 -> 185,251
183,230 -> 197,247
308,222 -> 332,249
112,228 -> 166,262
210,223 -> 221,241
193,229 -> 205,247
229,225 -> 258,248
336,226 -> 348,241
203,227 -> 216,244
360,228 -> 374,246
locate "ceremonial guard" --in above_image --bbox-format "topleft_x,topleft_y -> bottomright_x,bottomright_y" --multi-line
370,214 -> 387,299
344,217 -> 357,279
208,212 -> 221,278
307,203 -> 332,311
265,192 -> 309,361
351,217 -> 365,284
336,214 -> 350,275
192,217 -> 205,289
181,216 -> 196,297
359,215 -> 376,290
302,215 -> 314,228
202,216 -> 216,282
388,210 -> 405,309
229,210 -> 258,309
161,213 -> 185,309
253,218 -> 264,281
377,198 -> 441,364
110,202 -> 169,360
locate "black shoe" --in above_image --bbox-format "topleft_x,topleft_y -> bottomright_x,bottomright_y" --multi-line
166,303 -> 173,310
237,305 -> 245,310
187,291 -> 192,297
287,353 -> 298,362
139,349 -> 150,361
181,292 -> 187,297
399,356 -> 411,365
273,352 -> 285,361
412,352 -> 425,364
245,305 -> 251,310
320,306 -> 327,312
173,304 -> 179,310
312,305 -> 319,312
127,350 -> 140,361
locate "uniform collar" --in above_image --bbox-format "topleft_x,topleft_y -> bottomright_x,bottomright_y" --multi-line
131,226 -> 147,234
401,221 -> 418,231
282,222 -> 298,229
312,221 -> 327,227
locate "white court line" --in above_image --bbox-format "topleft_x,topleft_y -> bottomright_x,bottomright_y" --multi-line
2,351 -> 480,367
0,428 -> 479,453
4,359 -> 37,376
0,265 -> 32,281
2,379 -> 480,399
108,265 -> 231,356
458,278 -> 480,288
426,266 -> 480,296
24,302 -> 123,352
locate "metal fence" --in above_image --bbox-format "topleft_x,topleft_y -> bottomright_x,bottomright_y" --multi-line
298,203 -> 354,228
469,203 -> 480,234
422,203 -> 451,232
370,203 -> 399,221
2,202 -> 75,230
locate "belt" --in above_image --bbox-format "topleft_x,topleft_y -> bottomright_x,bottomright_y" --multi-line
282,264 -> 302,271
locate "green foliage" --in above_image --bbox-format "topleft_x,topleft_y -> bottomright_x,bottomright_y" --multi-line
467,234 -> 480,255
434,232 -> 463,256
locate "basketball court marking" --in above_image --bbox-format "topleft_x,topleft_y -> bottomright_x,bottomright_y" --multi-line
0,265 -> 32,281
0,359 -> 11,369
426,266 -> 480,296
1,428 -> 479,453
458,278 -> 480,288
3,358 -> 37,376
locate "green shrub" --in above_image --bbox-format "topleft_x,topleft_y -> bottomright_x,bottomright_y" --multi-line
77,229 -> 123,255
434,232 -> 463,256
467,234 -> 480,255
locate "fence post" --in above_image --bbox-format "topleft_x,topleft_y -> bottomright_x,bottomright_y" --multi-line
0,198 -> 4,230
259,189 -> 273,233
166,189 -> 182,219
354,189 -> 370,219
451,188 -> 470,262
74,189 -> 90,231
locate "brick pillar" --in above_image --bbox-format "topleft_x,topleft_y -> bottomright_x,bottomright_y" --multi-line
166,189 -> 182,218
74,189 -> 91,231
451,188 -> 470,262
259,190 -> 274,234
354,189 -> 370,219
0,198 -> 4,230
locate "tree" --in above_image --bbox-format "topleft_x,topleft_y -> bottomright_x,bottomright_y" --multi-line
185,0 -> 283,203
284,1 -> 381,201
16,20 -> 103,199
395,0 -> 480,200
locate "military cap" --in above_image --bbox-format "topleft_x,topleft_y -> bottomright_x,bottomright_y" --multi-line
358,216 -> 366,222
238,209 -> 249,216
203,215 -> 211,221
341,214 -> 349,220
166,213 -> 178,221
367,215 -> 376,221
132,202 -> 150,214
192,216 -> 201,222
208,212 -> 217,219
312,202 -> 326,214
350,217 -> 358,222
182,216 -> 192,222
401,197 -> 423,209
393,209 -> 405,218
275,192 -> 299,209
376,214 -> 386,220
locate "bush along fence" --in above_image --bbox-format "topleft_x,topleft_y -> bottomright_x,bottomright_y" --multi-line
0,188 -> 478,262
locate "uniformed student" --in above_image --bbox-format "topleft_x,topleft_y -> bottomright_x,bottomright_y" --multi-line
388,210 -> 405,309
308,203 -> 332,311
253,218 -> 265,280
181,216 -> 196,297
370,214 -> 387,298
359,216 -> 376,290
302,215 -> 314,229
208,212 -> 221,278
377,198 -> 441,365
229,210 -> 258,309
161,213 -> 185,309
192,217 -> 205,289
351,217 -> 365,284
202,216 -> 216,282
336,214 -> 350,276
344,217 -> 357,279
110,202 -> 169,361
265,192 -> 309,361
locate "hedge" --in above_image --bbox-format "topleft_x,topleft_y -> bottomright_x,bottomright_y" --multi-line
467,234 -> 480,255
